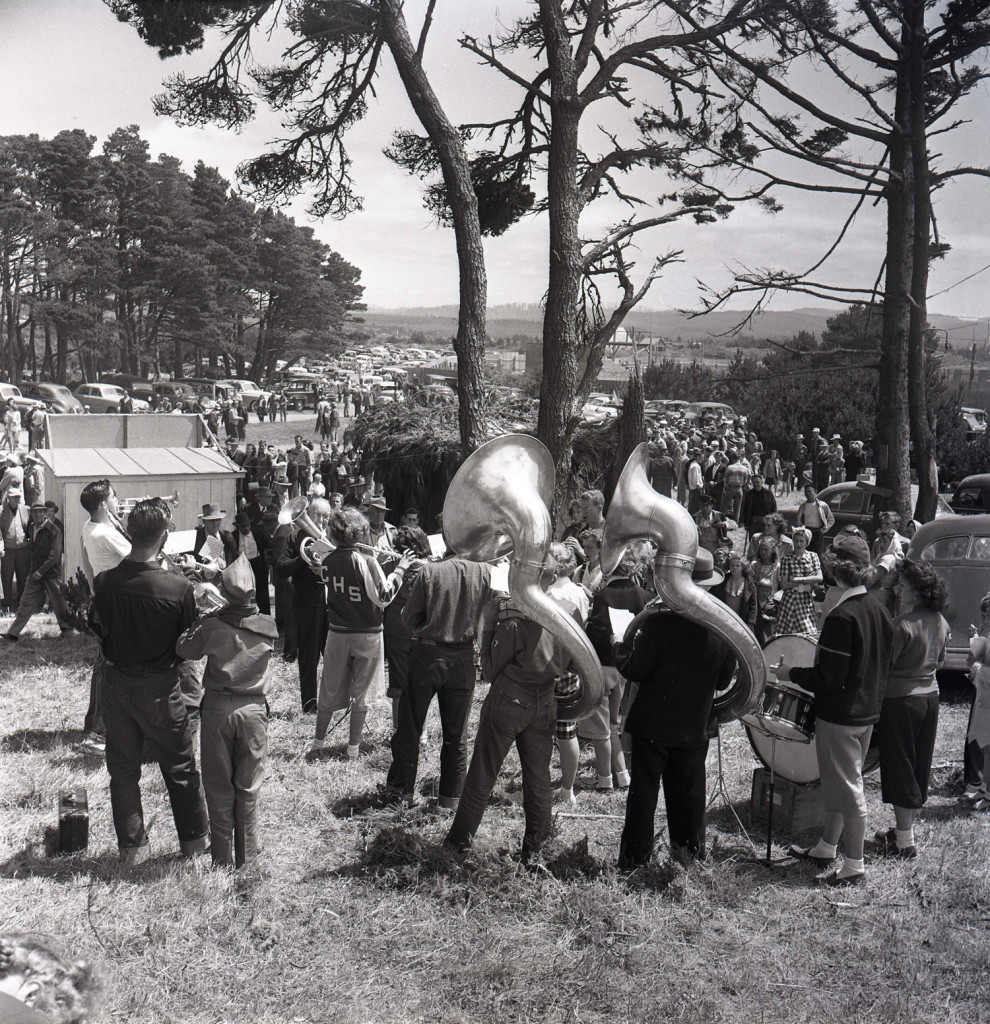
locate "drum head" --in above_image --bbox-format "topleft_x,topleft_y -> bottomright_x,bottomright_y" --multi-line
745,718 -> 881,785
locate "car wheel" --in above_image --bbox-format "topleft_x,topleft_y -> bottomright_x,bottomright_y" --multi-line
293,400 -> 301,411
108,405 -> 119,413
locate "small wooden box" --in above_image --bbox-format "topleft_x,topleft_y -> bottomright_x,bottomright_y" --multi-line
749,768 -> 825,831
57,788 -> 89,854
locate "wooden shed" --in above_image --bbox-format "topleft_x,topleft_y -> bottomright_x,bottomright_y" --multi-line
40,445 -> 242,581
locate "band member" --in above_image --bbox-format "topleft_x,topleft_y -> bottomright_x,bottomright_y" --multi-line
1,484 -> 30,615
77,479 -> 132,756
176,554 -> 278,868
445,560 -> 577,859
614,548 -> 730,868
777,534 -> 894,885
307,509 -> 413,759
194,504 -> 236,569
276,498 -> 330,711
87,499 -> 209,866
230,511 -> 271,616
2,503 -> 75,642
386,554 -> 494,808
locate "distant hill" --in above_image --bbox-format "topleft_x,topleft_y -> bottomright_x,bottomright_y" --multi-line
363,304 -> 983,345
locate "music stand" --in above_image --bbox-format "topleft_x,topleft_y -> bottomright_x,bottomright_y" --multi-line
707,722 -> 757,855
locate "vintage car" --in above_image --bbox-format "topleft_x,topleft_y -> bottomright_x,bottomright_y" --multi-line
783,481 -> 952,544
73,382 -> 151,414
0,382 -> 47,417
908,514 -> 990,673
949,474 -> 990,515
220,378 -> 273,412
19,382 -> 85,413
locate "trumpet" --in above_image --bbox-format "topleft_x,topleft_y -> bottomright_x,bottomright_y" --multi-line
118,490 -> 180,516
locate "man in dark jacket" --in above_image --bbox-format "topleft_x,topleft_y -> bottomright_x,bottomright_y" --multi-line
778,534 -> 893,885
276,498 -> 329,711
230,511 -> 272,615
193,504 -> 237,570
613,548 -> 730,867
2,503 -> 75,641
739,473 -> 777,542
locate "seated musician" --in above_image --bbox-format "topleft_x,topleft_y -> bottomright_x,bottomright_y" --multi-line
776,534 -> 894,886
613,547 -> 732,868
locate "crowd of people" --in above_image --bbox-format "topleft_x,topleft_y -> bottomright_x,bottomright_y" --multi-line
3,400 -> 987,901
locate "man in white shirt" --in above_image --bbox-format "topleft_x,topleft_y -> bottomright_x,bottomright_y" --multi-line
78,479 -> 132,755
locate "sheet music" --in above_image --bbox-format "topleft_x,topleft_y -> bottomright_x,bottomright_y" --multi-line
489,561 -> 510,593
608,607 -> 636,641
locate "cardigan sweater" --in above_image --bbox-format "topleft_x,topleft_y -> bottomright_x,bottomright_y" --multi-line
791,587 -> 894,725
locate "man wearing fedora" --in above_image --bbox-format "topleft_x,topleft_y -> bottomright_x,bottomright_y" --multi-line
364,496 -> 397,556
614,547 -> 735,868
230,511 -> 271,616
193,503 -> 236,570
3,502 -> 75,641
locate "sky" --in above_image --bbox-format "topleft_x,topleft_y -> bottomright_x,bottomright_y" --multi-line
1,0 -> 989,321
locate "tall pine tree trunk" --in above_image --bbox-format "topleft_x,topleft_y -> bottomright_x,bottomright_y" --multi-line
877,62 -> 913,521
906,0 -> 938,522
380,0 -> 487,455
536,0 -> 583,517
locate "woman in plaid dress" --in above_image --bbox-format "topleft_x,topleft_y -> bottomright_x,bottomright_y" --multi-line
774,527 -> 823,636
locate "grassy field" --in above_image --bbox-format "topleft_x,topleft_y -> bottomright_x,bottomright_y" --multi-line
1,615 -> 988,1024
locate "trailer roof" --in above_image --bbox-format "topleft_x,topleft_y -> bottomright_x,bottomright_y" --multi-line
39,446 -> 240,479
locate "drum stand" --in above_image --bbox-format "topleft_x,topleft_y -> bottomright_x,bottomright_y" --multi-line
707,724 -> 757,855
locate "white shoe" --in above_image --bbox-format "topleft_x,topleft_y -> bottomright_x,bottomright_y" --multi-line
555,787 -> 577,807
76,734 -> 105,756
614,770 -> 631,789
347,743 -> 361,761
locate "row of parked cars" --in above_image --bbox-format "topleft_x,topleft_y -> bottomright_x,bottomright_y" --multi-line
0,376 -> 274,416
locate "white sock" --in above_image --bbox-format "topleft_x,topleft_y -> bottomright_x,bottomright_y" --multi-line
809,840 -> 837,859
838,857 -> 864,876
347,743 -> 360,758
895,828 -> 914,849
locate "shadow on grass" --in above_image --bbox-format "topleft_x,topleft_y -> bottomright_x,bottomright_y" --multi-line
1,728 -> 83,754
0,827 -> 122,883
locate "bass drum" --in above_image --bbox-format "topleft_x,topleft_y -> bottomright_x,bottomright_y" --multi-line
744,633 -> 879,784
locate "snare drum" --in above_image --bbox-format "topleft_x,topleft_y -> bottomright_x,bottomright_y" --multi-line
744,634 -> 879,783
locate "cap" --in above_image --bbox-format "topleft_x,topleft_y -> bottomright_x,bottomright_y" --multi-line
219,552 -> 256,604
830,434 -> 842,441
830,534 -> 871,567
233,511 -> 251,527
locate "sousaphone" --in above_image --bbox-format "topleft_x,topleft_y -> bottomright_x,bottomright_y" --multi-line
443,434 -> 605,720
600,443 -> 766,721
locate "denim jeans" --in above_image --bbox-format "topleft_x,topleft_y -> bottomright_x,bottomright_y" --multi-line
619,737 -> 709,868
447,677 -> 555,856
387,640 -> 475,801
102,665 -> 209,854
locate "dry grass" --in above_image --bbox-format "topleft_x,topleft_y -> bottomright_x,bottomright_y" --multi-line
1,615 -> 989,1023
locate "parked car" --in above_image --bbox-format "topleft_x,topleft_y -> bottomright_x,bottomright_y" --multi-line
782,480 -> 952,544
0,382 -> 47,416
908,514 -> 990,672
220,378 -> 273,412
949,474 -> 990,515
74,382 -> 151,414
178,379 -> 237,409
281,378 -> 321,410
100,374 -> 156,406
684,401 -> 738,422
20,382 -> 85,413
153,380 -> 203,412
960,406 -> 987,439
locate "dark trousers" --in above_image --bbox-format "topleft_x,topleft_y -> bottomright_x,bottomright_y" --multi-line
619,736 -> 709,867
1,546 -> 30,612
102,665 -> 209,853
809,527 -> 826,557
387,640 -> 475,801
273,575 -> 296,657
877,693 -> 939,808
964,697 -> 985,789
447,678 -> 555,855
384,636 -> 412,698
7,572 -> 74,636
249,557 -> 270,616
84,649 -> 106,736
295,600 -> 327,711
